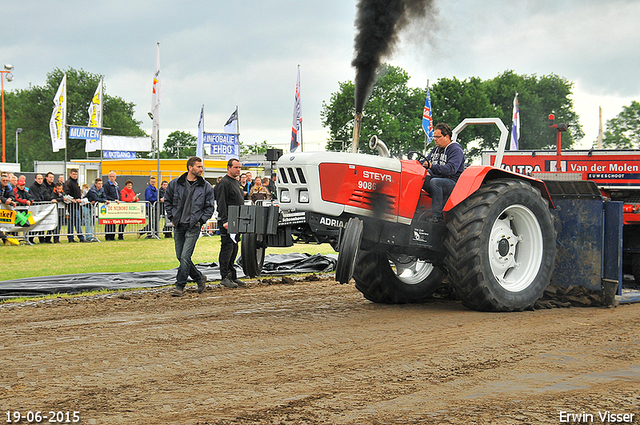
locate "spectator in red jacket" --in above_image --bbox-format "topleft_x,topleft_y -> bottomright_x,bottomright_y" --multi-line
13,179 -> 33,206
118,180 -> 139,240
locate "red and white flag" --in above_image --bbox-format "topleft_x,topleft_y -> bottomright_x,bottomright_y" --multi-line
151,43 -> 161,145
290,66 -> 302,152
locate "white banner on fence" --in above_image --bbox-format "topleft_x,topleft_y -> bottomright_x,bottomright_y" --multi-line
101,135 -> 152,152
0,204 -> 58,232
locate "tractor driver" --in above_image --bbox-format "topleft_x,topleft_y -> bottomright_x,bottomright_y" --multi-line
422,123 -> 466,223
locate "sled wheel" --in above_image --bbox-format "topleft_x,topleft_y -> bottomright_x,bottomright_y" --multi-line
352,251 -> 445,303
335,218 -> 364,284
444,179 -> 557,311
241,233 -> 265,278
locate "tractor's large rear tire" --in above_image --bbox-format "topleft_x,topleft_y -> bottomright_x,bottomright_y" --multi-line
444,179 -> 556,312
352,251 -> 445,303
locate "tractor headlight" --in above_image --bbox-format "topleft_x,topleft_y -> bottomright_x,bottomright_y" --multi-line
280,190 -> 291,203
299,190 -> 309,203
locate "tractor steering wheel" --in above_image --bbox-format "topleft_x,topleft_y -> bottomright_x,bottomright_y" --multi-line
407,151 -> 428,163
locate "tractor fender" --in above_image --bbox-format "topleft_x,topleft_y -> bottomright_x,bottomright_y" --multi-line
444,165 -> 555,212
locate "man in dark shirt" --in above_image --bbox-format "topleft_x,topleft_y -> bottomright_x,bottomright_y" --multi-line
422,123 -> 466,223
28,174 -> 48,243
64,168 -> 85,242
268,172 -> 277,201
41,172 -> 56,243
158,180 -> 172,238
215,158 -> 246,288
29,174 -> 47,202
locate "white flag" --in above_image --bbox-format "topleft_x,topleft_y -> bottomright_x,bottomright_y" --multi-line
85,77 -> 103,152
197,105 -> 204,159
49,74 -> 67,153
151,43 -> 161,145
224,108 -> 238,134
510,92 -> 520,150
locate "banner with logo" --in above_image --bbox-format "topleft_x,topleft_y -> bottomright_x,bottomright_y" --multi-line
85,78 -> 103,152
203,132 -> 239,159
103,151 -> 136,159
49,74 -> 67,153
98,203 -> 146,225
0,204 -> 58,232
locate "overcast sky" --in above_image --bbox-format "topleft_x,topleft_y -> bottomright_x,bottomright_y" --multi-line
3,0 -> 639,153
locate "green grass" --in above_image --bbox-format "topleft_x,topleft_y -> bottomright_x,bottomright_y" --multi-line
2,234 -> 335,282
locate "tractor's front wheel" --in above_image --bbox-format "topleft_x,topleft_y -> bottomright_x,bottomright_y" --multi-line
444,179 -> 556,311
241,233 -> 265,278
352,251 -> 445,303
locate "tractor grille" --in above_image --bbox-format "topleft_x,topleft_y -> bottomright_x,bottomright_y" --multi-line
278,167 -> 307,185
348,189 -> 397,211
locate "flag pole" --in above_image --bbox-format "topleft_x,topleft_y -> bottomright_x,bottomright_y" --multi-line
298,65 -> 303,152
153,42 -> 161,185
99,77 -> 104,177
63,74 -> 67,175
597,106 -> 603,149
235,106 -> 240,161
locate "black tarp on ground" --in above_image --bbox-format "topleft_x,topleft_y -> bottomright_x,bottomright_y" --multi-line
0,253 -> 337,299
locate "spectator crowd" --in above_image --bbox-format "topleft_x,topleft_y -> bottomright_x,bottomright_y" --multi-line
1,165 -> 277,247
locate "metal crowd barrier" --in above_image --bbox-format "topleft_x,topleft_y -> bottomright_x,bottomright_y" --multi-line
12,201 -> 175,244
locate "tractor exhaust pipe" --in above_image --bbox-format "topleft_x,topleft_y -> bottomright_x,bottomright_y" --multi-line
369,135 -> 390,158
352,112 -> 363,153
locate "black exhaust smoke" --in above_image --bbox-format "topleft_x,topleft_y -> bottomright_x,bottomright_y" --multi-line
352,0 -> 435,113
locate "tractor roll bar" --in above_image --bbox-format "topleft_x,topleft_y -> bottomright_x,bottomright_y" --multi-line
451,118 -> 509,168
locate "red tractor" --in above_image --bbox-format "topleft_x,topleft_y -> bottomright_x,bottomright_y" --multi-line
231,119 -> 632,311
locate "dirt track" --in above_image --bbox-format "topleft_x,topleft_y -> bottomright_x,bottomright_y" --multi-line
2,277 -> 640,424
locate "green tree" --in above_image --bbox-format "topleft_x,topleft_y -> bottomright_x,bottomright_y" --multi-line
240,140 -> 275,156
321,66 -> 583,159
4,67 -> 147,171
161,131 -> 196,158
481,71 -> 583,154
430,76 -> 498,158
603,101 -> 640,148
321,64 -> 426,156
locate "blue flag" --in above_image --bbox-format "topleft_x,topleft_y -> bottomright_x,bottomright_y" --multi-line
422,89 -> 434,141
510,93 -> 520,150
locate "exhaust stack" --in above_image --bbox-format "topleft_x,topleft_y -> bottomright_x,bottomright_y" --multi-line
352,112 -> 363,153
369,135 -> 390,157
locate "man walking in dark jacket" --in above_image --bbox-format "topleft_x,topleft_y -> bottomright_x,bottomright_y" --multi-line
165,157 -> 215,296
215,158 -> 246,289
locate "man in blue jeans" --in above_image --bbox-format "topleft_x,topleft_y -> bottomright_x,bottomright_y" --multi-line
422,123 -> 466,223
164,157 -> 215,296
